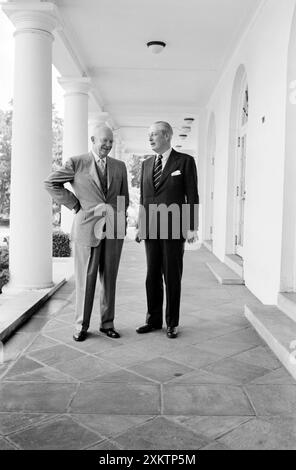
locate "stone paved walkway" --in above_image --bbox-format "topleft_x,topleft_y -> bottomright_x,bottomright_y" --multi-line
0,242 -> 295,450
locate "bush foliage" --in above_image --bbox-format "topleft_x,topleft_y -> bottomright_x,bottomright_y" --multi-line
0,245 -> 9,291
52,231 -> 71,257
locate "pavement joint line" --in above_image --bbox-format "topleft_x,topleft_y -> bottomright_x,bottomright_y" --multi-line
71,413 -> 157,443
65,383 -> 81,413
241,385 -> 259,417
213,416 -> 255,441
1,413 -> 62,438
2,435 -> 21,450
91,415 -> 160,447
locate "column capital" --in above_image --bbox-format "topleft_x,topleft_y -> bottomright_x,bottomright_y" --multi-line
2,2 -> 58,36
58,76 -> 91,97
88,111 -> 110,125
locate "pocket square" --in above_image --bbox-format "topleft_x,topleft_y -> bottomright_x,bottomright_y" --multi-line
171,170 -> 181,176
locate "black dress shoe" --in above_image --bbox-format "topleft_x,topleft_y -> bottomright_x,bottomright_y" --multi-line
100,328 -> 121,339
167,327 -> 178,339
136,324 -> 162,334
73,330 -> 88,342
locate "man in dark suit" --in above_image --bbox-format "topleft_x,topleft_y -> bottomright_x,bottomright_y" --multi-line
44,125 -> 129,342
136,121 -> 199,338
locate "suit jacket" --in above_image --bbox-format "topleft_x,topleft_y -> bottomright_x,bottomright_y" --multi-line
138,149 -> 199,240
44,152 -> 129,246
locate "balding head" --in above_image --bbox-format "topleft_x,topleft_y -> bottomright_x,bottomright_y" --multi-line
91,124 -> 113,159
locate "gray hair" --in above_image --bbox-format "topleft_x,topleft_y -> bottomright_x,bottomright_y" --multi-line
154,121 -> 173,138
91,124 -> 113,142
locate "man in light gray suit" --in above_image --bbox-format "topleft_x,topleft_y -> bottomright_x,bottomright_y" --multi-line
44,125 -> 129,342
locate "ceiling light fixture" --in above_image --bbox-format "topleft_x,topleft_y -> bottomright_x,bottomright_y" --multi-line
184,118 -> 194,124
179,134 -> 187,140
147,41 -> 166,54
181,126 -> 191,133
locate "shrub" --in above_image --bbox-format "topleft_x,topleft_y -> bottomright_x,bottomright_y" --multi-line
52,231 -> 71,257
0,268 -> 9,292
0,246 -> 9,269
0,247 -> 9,292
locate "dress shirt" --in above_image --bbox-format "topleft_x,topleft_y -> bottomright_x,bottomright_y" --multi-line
156,147 -> 172,170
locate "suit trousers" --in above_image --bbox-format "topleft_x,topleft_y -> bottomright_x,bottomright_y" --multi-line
74,238 -> 124,332
145,239 -> 185,328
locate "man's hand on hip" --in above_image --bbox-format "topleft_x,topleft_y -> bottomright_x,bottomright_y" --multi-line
72,201 -> 81,214
186,230 -> 198,244
135,230 -> 142,243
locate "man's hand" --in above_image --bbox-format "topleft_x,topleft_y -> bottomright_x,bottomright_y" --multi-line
72,201 -> 81,214
135,230 -> 142,243
186,230 -> 198,244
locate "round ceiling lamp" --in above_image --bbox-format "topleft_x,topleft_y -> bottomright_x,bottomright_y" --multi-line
184,118 -> 195,124
181,126 -> 191,133
147,41 -> 166,54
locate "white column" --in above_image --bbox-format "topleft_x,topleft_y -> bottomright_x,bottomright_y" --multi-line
58,77 -> 91,233
3,3 -> 57,290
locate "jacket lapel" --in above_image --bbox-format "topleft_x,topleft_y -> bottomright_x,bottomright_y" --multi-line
156,149 -> 181,191
146,156 -> 155,191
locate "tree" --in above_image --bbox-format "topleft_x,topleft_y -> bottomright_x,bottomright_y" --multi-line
52,104 -> 63,169
126,153 -> 153,188
52,105 -> 64,227
0,105 -> 12,220
0,102 -> 64,226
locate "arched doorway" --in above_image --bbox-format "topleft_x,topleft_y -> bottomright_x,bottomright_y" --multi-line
205,113 -> 216,247
280,5 -> 296,293
226,65 -> 248,264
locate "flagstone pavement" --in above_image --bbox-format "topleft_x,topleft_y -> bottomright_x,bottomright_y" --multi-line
0,242 -> 296,450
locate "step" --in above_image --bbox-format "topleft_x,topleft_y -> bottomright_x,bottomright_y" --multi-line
206,261 -> 245,285
278,293 -> 296,322
245,304 -> 296,380
0,278 -> 66,342
225,254 -> 244,278
203,240 -> 213,252
0,257 -> 74,343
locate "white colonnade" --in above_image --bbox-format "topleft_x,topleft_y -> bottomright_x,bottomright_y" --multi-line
4,3 -> 57,290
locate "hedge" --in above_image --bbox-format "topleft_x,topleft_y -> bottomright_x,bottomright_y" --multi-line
52,230 -> 71,257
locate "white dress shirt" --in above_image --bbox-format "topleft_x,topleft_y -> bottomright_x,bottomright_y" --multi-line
156,147 -> 172,170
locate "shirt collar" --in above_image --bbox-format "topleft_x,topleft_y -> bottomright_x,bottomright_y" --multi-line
92,148 -> 106,162
157,147 -> 172,162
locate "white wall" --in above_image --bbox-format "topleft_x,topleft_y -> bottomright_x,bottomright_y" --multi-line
202,0 -> 296,304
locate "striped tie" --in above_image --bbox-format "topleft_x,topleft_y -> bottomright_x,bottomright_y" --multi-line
153,154 -> 163,188
98,157 -> 106,173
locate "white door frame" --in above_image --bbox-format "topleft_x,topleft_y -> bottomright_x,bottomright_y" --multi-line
233,79 -> 248,258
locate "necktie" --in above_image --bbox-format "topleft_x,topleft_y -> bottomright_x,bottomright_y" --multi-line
153,154 -> 163,188
98,157 -> 106,174
97,158 -> 107,196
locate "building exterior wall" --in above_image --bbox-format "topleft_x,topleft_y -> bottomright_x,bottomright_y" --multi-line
201,0 -> 296,303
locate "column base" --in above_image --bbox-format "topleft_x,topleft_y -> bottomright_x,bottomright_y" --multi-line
2,280 -> 55,295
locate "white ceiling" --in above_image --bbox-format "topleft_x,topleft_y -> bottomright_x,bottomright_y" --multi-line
54,0 -> 262,154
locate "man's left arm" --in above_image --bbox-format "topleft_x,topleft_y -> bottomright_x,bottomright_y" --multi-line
184,156 -> 199,243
